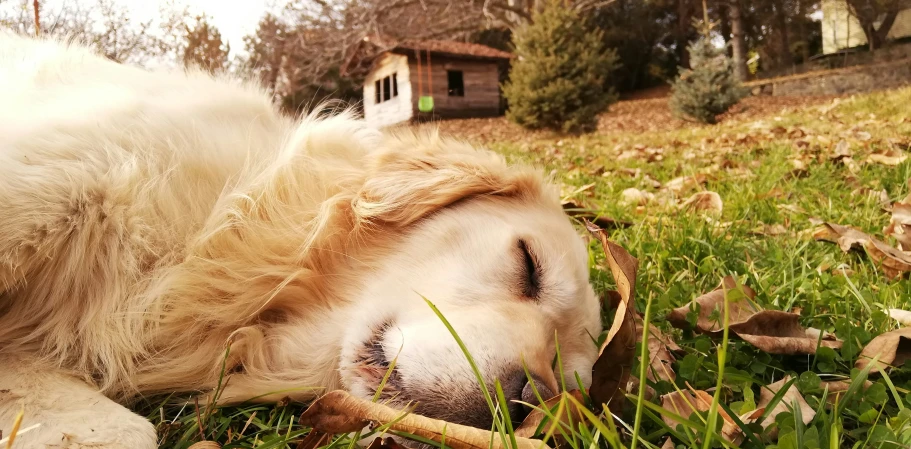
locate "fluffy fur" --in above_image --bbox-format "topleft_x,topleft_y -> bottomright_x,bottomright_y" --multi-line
0,33 -> 602,448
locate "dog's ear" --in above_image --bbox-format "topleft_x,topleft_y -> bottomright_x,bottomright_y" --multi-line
352,133 -> 551,227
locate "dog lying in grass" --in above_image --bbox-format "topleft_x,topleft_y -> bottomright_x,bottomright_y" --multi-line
0,33 -> 603,448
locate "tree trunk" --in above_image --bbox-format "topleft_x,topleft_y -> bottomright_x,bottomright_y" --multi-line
677,0 -> 697,68
728,0 -> 748,81
866,10 -> 899,50
773,0 -> 791,69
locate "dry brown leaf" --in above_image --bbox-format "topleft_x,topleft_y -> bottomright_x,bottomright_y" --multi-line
856,327 -> 911,373
585,220 -> 639,413
667,276 -> 759,333
867,149 -> 908,166
628,317 -> 680,400
756,376 -> 815,437
514,390 -> 587,440
561,200 -> 632,230
664,174 -> 707,194
814,222 -> 911,280
667,278 -> 840,354
679,191 -> 723,216
660,437 -> 675,449
296,431 -> 332,449
820,379 -> 873,406
887,309 -> 911,326
729,311 -> 842,354
620,188 -> 655,206
884,202 -> 911,251
658,388 -> 746,445
300,390 -> 550,449
188,442 -> 221,449
831,140 -> 853,160
364,437 -> 408,449
750,224 -> 789,236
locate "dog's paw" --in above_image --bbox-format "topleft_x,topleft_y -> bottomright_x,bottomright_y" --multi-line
11,410 -> 157,449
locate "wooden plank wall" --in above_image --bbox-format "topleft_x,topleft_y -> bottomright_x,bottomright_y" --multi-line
408,56 -> 503,118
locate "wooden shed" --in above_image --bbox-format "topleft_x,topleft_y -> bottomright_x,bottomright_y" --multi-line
354,39 -> 513,128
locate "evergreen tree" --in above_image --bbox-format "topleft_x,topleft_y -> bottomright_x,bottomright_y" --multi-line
502,0 -> 619,134
669,11 -> 748,125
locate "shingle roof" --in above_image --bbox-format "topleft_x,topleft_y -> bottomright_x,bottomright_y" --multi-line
389,39 -> 514,60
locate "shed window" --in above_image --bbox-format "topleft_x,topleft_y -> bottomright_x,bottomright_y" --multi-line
447,70 -> 464,96
374,73 -> 399,104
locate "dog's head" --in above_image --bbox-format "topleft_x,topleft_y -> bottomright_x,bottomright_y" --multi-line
336,130 -> 602,429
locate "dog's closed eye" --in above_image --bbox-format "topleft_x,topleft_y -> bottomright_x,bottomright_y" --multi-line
517,238 -> 541,300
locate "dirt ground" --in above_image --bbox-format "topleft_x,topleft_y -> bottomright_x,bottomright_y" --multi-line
430,92 -> 844,145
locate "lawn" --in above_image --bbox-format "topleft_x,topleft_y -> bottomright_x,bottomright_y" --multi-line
143,87 -> 911,449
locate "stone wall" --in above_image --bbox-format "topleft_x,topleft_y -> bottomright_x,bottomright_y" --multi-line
747,58 -> 911,97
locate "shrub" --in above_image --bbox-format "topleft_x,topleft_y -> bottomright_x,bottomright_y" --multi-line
669,37 -> 749,124
502,0 -> 619,134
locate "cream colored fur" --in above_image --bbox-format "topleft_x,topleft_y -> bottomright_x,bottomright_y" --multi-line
0,33 -> 602,448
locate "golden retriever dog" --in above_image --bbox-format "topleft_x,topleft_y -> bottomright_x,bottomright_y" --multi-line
0,34 -> 602,448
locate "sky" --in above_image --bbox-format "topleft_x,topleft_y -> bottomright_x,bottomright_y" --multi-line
130,0 -> 274,58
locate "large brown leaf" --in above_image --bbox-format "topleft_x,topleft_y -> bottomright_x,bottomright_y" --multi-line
667,277 -> 840,354
884,202 -> 911,251
299,390 -> 550,449
755,376 -> 815,436
514,390 -> 587,440
658,388 -> 756,445
628,317 -> 681,400
855,327 -> 911,373
814,222 -> 911,280
584,220 -> 639,413
667,276 -> 759,332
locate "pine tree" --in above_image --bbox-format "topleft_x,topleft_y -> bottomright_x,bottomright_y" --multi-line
668,6 -> 748,125
502,0 -> 619,134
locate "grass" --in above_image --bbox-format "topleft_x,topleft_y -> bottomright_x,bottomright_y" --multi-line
138,87 -> 911,448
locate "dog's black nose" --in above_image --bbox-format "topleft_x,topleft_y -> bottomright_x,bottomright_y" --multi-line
504,372 -> 555,425
521,376 -> 555,407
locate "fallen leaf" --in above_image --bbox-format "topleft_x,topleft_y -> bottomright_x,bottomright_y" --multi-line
296,431 -> 332,449
820,379 -> 873,406
667,276 -> 759,333
628,318 -> 680,400
856,327 -> 911,373
867,149 -> 908,166
756,376 -> 815,435
667,277 -> 840,354
561,200 -> 632,230
364,437 -> 407,449
750,224 -> 789,236
729,311 -> 842,354
679,191 -> 723,216
887,309 -> 911,326
658,388 -> 747,445
884,202 -> 911,251
620,188 -> 655,206
814,222 -> 911,280
660,437 -> 675,449
299,390 -> 549,449
514,390 -> 587,440
830,140 -> 853,160
585,220 -> 639,413
664,174 -> 707,194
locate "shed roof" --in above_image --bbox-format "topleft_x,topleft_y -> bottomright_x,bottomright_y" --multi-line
386,39 -> 514,61
342,36 -> 513,76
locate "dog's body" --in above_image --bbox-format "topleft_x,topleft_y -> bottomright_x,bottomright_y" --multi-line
0,34 -> 602,448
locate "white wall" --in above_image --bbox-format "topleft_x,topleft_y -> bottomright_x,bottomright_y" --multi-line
822,0 -> 911,54
363,53 -> 413,128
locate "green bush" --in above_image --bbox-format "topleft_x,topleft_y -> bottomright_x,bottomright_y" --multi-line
502,0 -> 619,134
669,38 -> 749,124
